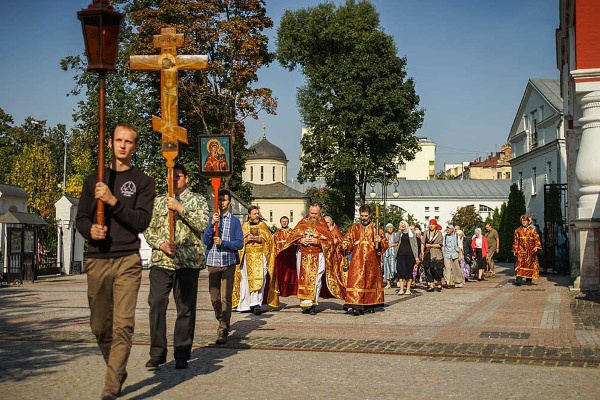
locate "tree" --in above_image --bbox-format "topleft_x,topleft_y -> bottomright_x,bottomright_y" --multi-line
8,143 -> 59,219
498,184 -> 526,261
485,206 -> 503,230
62,0 -> 276,198
277,0 -> 424,221
0,108 -> 18,183
451,205 -> 483,238
306,185 -> 353,232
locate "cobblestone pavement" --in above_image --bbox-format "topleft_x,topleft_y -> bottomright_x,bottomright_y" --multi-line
1,264 -> 600,399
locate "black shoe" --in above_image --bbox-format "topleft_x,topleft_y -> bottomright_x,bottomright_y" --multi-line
308,306 -> 317,315
215,332 -> 228,345
145,357 -> 166,370
436,286 -> 442,292
352,308 -> 361,316
175,359 -> 188,369
342,305 -> 349,312
301,307 -> 309,314
427,287 -> 435,292
101,395 -> 116,400
252,306 -> 262,315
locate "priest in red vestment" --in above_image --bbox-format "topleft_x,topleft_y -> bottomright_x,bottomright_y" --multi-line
342,204 -> 388,316
512,214 -> 542,285
273,216 -> 292,255
274,205 -> 345,315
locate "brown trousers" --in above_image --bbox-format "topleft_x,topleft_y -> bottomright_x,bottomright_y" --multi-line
208,264 -> 236,335
486,251 -> 496,275
86,253 -> 142,397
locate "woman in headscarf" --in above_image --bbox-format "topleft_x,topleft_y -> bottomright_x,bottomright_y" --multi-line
471,227 -> 488,281
456,229 -> 472,282
382,223 -> 398,289
395,221 -> 420,295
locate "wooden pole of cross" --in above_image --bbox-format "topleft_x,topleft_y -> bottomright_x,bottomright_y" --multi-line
130,27 -> 208,241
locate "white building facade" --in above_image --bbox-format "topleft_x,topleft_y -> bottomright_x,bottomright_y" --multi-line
366,180 -> 510,232
508,79 -> 567,227
556,0 -> 600,290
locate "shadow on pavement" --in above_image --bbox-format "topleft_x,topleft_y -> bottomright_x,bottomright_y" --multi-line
122,311 -> 271,399
0,285 -> 94,383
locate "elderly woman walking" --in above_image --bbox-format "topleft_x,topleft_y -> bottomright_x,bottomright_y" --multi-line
443,225 -> 464,288
457,229 -> 472,282
382,223 -> 398,289
471,227 -> 488,281
395,221 -> 420,295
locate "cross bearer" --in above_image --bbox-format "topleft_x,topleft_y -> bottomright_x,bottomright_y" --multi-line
130,27 -> 208,241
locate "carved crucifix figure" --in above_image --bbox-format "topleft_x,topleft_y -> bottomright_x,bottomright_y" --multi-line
130,27 -> 208,240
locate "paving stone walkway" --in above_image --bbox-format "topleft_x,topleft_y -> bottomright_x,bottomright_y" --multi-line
1,264 -> 599,399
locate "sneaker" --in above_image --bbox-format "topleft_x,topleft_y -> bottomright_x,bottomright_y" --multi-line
397,290 -> 405,295
175,359 -> 188,369
405,289 -> 412,295
145,357 -> 166,370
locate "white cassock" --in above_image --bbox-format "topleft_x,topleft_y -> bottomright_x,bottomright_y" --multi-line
236,254 -> 268,312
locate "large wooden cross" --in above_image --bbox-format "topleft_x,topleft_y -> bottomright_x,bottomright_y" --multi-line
130,27 -> 208,241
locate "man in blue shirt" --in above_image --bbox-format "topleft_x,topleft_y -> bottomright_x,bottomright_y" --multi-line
202,189 -> 244,344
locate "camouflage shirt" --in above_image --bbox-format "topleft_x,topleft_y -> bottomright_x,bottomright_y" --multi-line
144,189 -> 209,270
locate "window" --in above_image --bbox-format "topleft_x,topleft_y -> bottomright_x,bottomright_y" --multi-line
518,172 -> 523,190
399,163 -> 407,171
434,207 -> 439,212
497,172 -> 502,179
479,204 -> 493,212
269,210 -> 273,223
250,166 -> 253,181
282,167 -> 285,181
272,166 -> 276,181
531,110 -> 538,148
424,216 -> 430,221
434,216 -> 439,220
425,206 -> 430,212
505,172 -> 511,179
260,166 -> 264,182
532,168 -> 537,195
546,161 -> 552,184
290,210 -> 294,222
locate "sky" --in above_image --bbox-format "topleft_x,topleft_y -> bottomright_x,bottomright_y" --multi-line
0,0 -> 560,179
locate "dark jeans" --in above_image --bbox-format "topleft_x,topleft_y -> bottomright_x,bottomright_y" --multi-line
148,267 -> 199,361
208,264 -> 236,336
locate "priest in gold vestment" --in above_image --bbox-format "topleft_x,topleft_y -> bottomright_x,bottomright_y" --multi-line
233,206 -> 276,314
274,205 -> 345,315
342,204 -> 388,316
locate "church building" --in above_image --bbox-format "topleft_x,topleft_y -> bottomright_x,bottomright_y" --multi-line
242,134 -> 309,228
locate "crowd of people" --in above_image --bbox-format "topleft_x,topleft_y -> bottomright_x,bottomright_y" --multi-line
75,124 -> 543,400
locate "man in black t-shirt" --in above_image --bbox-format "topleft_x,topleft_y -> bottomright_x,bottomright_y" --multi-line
76,124 -> 155,400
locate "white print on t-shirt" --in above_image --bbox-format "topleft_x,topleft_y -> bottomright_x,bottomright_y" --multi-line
120,181 -> 137,197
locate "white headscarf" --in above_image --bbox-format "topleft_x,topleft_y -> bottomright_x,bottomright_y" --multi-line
456,229 -> 464,250
399,220 -> 413,237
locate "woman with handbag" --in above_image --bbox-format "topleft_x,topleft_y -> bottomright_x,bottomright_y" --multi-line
471,227 -> 488,281
395,221 -> 420,295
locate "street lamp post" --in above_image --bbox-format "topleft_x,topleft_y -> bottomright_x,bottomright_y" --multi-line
77,0 -> 124,226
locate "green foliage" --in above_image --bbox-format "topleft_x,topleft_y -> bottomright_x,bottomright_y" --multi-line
276,0 -> 424,220
498,184 -> 526,261
62,0 -> 276,195
451,204 -> 484,238
8,142 -> 59,219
